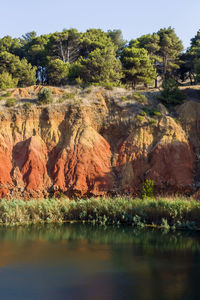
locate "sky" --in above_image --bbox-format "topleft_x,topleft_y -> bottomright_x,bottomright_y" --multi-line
1,0 -> 200,50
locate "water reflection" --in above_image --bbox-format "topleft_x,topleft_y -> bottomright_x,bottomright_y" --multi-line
0,224 -> 199,299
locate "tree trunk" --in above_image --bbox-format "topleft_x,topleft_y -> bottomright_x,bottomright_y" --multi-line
60,41 -> 66,63
155,78 -> 158,88
163,55 -> 167,80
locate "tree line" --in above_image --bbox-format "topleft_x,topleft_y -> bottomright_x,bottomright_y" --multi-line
0,27 -> 200,89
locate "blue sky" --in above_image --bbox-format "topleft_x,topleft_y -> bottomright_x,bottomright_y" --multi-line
1,0 -> 200,49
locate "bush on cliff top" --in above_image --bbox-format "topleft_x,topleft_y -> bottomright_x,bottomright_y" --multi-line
158,78 -> 186,107
37,88 -> 53,105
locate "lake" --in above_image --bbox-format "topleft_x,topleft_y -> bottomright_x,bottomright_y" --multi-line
0,223 -> 199,300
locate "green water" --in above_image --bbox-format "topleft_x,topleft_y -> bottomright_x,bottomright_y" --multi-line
0,224 -> 199,300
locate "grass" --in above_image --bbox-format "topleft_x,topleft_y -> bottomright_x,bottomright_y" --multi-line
23,102 -> 32,110
136,115 -> 144,122
2,92 -> 12,97
0,197 -> 200,230
6,98 -> 17,107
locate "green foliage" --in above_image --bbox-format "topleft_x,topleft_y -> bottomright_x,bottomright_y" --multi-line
0,27 -> 196,87
75,76 -> 83,86
130,33 -> 160,59
23,102 -> 32,110
149,118 -> 157,125
0,72 -> 18,89
6,98 -> 17,107
158,78 -> 186,107
21,31 -> 37,44
82,87 -> 92,94
121,47 -> 156,88
37,88 -> 53,104
129,28 -> 183,83
58,91 -> 77,103
131,92 -> 148,104
142,107 -> 161,117
107,29 -> 126,55
0,52 -> 36,86
62,92 -> 76,99
2,92 -> 12,97
136,115 -> 144,122
157,27 -> 183,79
70,46 -> 123,85
152,110 -> 161,116
102,82 -> 114,90
80,29 -> 114,58
161,218 -> 170,230
193,58 -> 200,83
0,197 -> 200,231
46,59 -> 69,86
139,111 -> 146,116
48,29 -> 80,63
179,30 -> 200,84
121,96 -> 128,101
0,35 -> 22,54
21,34 -> 50,69
141,179 -> 154,199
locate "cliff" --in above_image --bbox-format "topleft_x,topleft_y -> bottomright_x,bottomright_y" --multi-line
0,85 -> 198,199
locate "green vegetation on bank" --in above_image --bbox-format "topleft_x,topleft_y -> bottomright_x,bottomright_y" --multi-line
0,197 -> 200,231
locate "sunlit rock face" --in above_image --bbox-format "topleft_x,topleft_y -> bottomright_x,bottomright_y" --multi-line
0,87 -> 196,199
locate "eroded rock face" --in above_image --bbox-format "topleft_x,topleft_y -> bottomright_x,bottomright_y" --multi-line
12,136 -> 51,198
114,117 -> 194,195
0,94 -> 197,198
51,126 -> 113,196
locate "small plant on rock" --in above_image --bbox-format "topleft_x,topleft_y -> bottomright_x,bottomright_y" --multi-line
131,92 -> 148,104
136,115 -> 144,122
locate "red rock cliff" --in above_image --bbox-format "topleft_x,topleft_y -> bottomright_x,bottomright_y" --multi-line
0,87 -> 196,198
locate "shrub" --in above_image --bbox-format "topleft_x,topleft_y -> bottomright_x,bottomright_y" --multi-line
2,92 -> 12,97
131,92 -> 148,104
62,92 -> 76,100
139,111 -> 146,116
37,88 -> 53,105
136,115 -> 144,122
142,107 -> 161,117
158,78 -> 186,107
58,92 -> 77,103
83,87 -> 92,94
141,179 -> 154,199
152,110 -> 161,117
103,82 -> 114,90
149,118 -> 156,125
23,102 -> 32,110
6,98 -> 17,107
75,77 -> 83,86
121,96 -> 128,102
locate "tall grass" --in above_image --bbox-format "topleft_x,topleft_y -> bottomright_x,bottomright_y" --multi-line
0,197 -> 200,230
